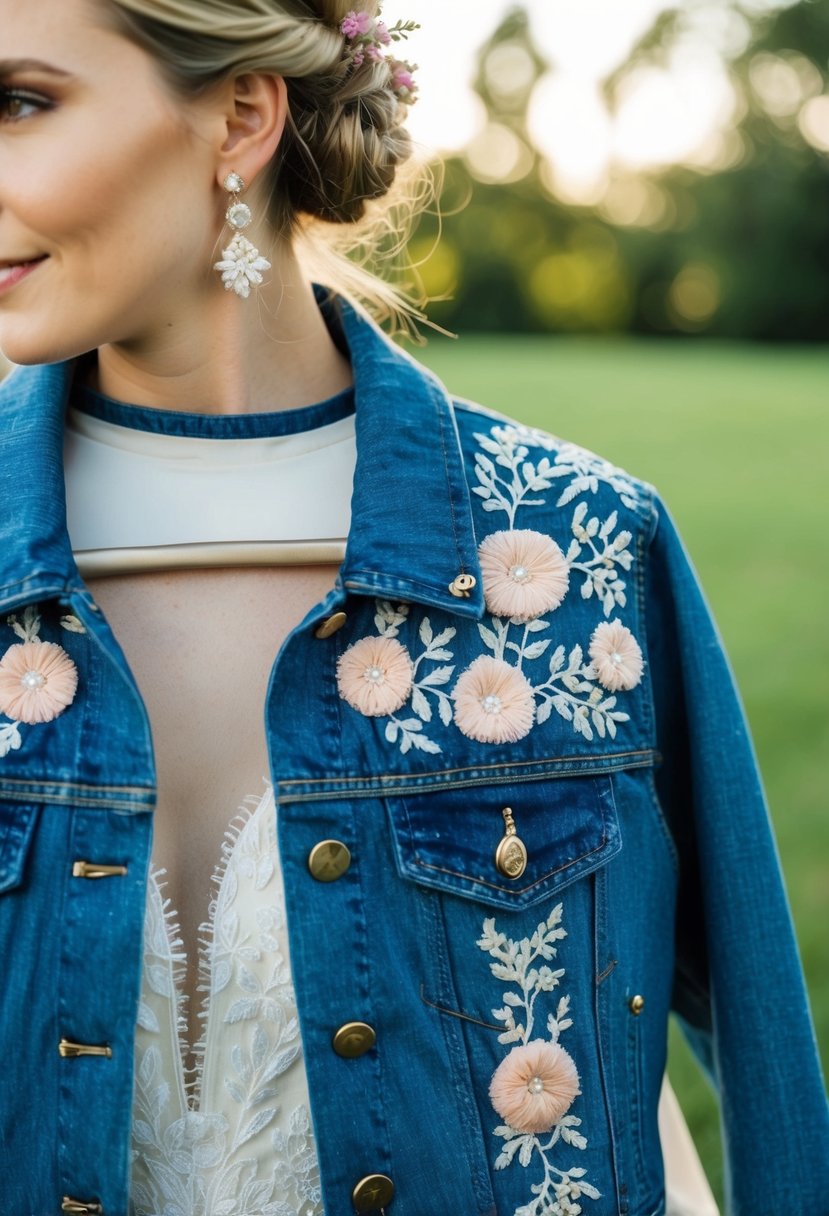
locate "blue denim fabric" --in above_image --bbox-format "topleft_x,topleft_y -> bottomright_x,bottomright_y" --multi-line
0,287 -> 827,1216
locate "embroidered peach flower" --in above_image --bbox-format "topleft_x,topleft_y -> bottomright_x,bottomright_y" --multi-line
452,655 -> 534,744
478,529 -> 570,622
588,619 -> 644,691
0,641 -> 79,724
489,1039 -> 581,1134
336,635 -> 414,717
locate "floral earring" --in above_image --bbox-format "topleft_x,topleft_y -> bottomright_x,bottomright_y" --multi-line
213,171 -> 271,299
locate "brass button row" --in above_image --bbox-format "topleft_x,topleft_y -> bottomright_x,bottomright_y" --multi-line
352,1172 -> 395,1212
59,1038 -> 112,1058
309,839 -> 388,1205
629,994 -> 645,1015
64,857 -> 124,1207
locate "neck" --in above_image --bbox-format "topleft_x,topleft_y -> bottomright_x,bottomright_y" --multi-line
84,246 -> 353,415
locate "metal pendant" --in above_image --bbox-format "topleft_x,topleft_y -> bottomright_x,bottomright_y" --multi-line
494,806 -> 528,879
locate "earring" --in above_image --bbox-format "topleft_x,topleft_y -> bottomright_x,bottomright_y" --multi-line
213,171 -> 271,299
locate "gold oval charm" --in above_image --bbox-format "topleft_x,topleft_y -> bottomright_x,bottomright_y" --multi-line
494,806 -> 528,879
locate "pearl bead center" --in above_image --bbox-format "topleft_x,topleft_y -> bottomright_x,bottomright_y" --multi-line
481,693 -> 503,715
364,665 -> 386,685
611,651 -> 622,665
21,669 -> 46,690
509,563 -> 531,584
527,1075 -> 545,1095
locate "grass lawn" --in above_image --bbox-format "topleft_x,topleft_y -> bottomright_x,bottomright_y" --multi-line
415,332 -> 829,1211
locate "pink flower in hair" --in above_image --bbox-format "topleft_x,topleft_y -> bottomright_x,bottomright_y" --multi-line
588,619 -> 644,691
452,655 -> 534,744
0,640 -> 78,725
489,1039 -> 581,1134
366,42 -> 385,62
340,10 -> 372,38
337,634 -> 414,717
478,528 -> 570,622
374,19 -> 392,44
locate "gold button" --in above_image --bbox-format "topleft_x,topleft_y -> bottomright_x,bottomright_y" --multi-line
58,1038 -> 113,1058
307,839 -> 351,882
332,1021 -> 376,1058
314,611 -> 347,639
351,1173 -> 395,1212
629,994 -> 645,1015
448,572 -> 476,598
61,1200 -> 103,1215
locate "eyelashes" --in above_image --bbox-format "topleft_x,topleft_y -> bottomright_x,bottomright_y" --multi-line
0,87 -> 52,123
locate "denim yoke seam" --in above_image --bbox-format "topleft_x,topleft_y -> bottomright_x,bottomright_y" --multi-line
406,795 -> 496,1214
593,864 -> 626,1216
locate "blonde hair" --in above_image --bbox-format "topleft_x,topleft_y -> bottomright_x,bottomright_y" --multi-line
99,0 -> 436,336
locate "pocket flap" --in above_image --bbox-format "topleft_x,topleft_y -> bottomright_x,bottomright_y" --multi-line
0,802 -> 39,894
385,774 -> 621,910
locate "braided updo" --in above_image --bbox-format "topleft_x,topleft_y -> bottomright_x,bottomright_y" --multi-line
99,0 -> 429,326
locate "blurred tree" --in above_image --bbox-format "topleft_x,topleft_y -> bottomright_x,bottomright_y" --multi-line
411,1 -> 829,340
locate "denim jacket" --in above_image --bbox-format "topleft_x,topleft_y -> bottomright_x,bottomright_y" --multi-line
0,290 -> 827,1216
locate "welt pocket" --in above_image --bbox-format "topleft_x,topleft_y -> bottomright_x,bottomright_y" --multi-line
385,773 -> 621,910
0,801 -> 40,894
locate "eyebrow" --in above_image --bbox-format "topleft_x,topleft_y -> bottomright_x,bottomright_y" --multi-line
0,59 -> 73,79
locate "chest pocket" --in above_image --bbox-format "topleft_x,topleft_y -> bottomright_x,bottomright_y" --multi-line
385,772 -> 621,911
0,802 -> 39,894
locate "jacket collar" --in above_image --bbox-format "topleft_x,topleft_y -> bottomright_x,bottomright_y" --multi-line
0,288 -> 485,618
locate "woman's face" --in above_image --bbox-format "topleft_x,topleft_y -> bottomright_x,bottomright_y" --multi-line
0,0 -> 226,366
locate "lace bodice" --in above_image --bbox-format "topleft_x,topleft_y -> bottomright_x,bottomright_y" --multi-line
128,784 -> 322,1216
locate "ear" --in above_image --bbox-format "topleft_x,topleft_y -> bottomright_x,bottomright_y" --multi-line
216,72 -> 288,189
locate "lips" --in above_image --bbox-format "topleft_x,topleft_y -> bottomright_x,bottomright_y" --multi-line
0,255 -> 47,268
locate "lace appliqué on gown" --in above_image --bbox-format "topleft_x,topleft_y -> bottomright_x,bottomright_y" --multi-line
129,784 -> 323,1216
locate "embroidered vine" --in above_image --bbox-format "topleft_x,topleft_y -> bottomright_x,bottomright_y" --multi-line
472,423 -> 641,517
372,599 -> 457,755
478,904 -> 602,1216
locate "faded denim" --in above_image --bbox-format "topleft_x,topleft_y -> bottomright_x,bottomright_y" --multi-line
0,288 -> 827,1216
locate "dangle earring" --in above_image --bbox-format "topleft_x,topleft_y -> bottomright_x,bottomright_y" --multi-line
213,171 -> 271,299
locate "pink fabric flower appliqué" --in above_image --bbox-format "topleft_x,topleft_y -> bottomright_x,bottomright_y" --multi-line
452,655 -> 535,744
336,635 -> 414,717
478,528 -> 570,622
0,640 -> 79,724
489,1039 -> 582,1134
588,619 -> 644,691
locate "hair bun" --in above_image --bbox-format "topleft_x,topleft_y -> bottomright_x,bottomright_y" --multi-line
280,62 -> 413,224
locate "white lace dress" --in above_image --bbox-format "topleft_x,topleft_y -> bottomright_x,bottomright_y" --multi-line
128,784 -> 323,1216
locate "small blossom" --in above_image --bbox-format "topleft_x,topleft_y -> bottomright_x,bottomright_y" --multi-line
478,528 -> 570,621
0,640 -> 78,725
374,19 -> 391,44
489,1039 -> 581,1134
588,619 -> 644,691
340,10 -> 372,37
452,655 -> 534,744
337,635 -> 413,717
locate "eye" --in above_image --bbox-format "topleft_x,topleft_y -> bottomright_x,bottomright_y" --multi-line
0,88 -> 50,123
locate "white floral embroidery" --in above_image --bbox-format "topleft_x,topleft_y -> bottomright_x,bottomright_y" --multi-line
478,904 -> 602,1216
0,720 -> 22,758
473,423 -> 641,514
129,785 -> 322,1216
476,622 -> 630,743
348,599 -> 635,749
373,600 -> 456,755
565,504 -> 632,617
60,613 -> 87,634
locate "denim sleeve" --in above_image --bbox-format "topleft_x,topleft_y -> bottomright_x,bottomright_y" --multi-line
643,489 -> 829,1214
